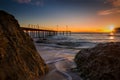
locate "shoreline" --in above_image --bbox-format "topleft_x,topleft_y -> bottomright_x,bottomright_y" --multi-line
43,59 -> 82,80
34,42 -> 82,80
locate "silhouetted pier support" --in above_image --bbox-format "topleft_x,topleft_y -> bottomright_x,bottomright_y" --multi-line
22,27 -> 59,38
57,31 -> 71,36
21,26 -> 71,39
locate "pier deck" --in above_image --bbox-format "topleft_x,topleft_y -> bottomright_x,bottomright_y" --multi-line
21,27 -> 71,38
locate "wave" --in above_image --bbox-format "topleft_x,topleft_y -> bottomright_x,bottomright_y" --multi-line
35,35 -> 97,49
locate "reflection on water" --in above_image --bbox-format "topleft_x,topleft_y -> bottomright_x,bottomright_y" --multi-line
109,36 -> 114,40
109,32 -> 115,42
110,32 -> 114,36
67,32 -> 120,43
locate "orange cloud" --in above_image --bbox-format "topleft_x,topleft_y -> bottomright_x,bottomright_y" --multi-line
98,8 -> 120,15
98,0 -> 120,15
112,0 -> 120,7
105,0 -> 120,7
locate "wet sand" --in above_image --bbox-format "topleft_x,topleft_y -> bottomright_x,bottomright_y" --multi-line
35,43 -> 82,80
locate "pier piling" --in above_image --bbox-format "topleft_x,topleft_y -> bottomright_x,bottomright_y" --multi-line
21,26 -> 71,39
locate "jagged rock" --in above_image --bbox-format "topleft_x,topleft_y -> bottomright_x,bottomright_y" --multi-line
0,10 -> 48,80
75,42 -> 120,80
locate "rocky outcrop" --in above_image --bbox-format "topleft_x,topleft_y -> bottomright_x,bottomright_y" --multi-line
75,42 -> 120,80
0,10 -> 48,80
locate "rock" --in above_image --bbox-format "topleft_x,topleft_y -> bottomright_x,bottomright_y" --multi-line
74,42 -> 120,80
0,10 -> 48,80
56,42 -> 81,47
36,38 -> 48,43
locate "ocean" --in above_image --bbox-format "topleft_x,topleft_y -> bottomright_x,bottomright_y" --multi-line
69,32 -> 120,43
33,32 -> 120,80
43,32 -> 120,49
33,32 -> 120,62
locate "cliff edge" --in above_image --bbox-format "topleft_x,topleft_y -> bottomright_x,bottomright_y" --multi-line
0,10 -> 48,80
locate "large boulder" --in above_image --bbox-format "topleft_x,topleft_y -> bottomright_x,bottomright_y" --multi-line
75,42 -> 120,80
0,10 -> 48,80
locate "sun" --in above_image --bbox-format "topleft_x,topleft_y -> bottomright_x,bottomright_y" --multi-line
109,25 -> 115,32
103,25 -> 115,32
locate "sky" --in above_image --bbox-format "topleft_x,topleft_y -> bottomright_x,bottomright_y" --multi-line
0,0 -> 120,32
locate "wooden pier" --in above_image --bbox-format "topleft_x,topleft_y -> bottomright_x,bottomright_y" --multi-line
21,26 -> 71,38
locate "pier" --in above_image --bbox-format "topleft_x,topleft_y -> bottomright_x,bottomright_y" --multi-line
21,25 -> 71,38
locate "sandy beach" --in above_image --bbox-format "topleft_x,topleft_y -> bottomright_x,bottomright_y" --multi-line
35,42 -> 82,80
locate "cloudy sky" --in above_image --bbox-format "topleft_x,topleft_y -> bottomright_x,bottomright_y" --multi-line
1,0 -> 120,32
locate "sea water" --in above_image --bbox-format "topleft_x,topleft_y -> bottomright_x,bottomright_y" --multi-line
69,32 -> 120,43
34,32 -> 120,80
34,32 -> 120,61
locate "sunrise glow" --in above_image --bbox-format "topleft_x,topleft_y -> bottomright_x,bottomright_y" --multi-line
109,25 -> 115,32
1,0 -> 120,32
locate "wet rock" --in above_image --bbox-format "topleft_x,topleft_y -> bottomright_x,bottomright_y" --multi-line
0,10 -> 48,80
56,42 -> 81,47
36,38 -> 48,43
75,42 -> 120,80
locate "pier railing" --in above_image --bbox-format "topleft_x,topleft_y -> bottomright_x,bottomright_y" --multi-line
21,27 -> 71,38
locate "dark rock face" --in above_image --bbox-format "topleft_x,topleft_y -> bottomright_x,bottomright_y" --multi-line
75,42 -> 120,80
0,10 -> 48,80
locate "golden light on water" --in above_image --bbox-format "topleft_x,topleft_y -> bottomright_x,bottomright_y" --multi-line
109,32 -> 115,42
110,32 -> 114,36
109,36 -> 114,40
